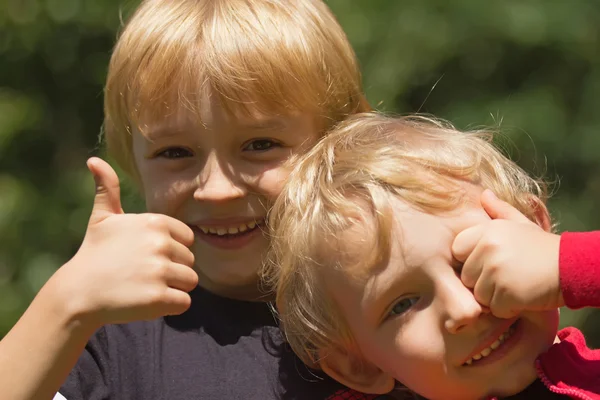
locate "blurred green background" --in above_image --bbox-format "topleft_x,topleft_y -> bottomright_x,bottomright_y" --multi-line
1,0 -> 599,344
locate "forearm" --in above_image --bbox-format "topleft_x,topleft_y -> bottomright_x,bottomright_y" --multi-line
0,276 -> 97,400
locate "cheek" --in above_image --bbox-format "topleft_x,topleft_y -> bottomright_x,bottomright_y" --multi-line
528,309 -> 560,344
250,166 -> 290,199
360,316 -> 447,382
142,183 -> 171,213
140,172 -> 193,214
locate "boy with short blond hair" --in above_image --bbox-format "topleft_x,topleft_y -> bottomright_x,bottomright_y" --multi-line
267,112 -> 600,399
0,1 -> 378,399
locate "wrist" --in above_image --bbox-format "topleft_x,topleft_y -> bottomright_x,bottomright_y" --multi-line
547,232 -> 563,308
39,264 -> 103,336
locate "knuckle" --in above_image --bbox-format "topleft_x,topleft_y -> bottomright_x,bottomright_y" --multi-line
145,214 -> 167,230
150,259 -> 170,280
481,234 -> 502,252
150,235 -> 171,254
487,262 -> 500,276
146,286 -> 167,305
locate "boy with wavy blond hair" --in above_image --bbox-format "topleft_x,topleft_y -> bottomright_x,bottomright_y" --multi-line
267,113 -> 600,399
0,1 -> 378,399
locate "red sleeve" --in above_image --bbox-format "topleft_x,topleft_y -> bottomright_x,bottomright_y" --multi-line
559,231 -> 600,309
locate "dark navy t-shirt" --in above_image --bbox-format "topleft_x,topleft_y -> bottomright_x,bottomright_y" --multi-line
57,286 -> 388,400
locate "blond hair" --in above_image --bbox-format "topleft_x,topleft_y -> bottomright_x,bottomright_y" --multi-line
265,112 -> 548,367
102,0 -> 370,179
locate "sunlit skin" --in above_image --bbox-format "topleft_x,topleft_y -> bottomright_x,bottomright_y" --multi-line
323,193 -> 559,399
132,93 -> 319,300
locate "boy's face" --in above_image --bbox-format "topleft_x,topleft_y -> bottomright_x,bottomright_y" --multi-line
131,94 -> 318,299
324,193 -> 559,399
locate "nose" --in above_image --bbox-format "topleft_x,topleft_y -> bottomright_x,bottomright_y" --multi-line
438,274 -> 484,334
194,154 -> 245,202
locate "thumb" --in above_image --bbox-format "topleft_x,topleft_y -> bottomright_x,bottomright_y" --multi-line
87,157 -> 124,222
480,189 -> 531,224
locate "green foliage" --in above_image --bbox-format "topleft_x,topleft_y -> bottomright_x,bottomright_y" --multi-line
1,0 -> 599,342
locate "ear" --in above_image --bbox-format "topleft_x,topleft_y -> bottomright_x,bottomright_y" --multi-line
318,347 -> 395,395
528,195 -> 552,232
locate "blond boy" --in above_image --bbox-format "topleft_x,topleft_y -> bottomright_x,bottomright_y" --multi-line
0,1 -> 375,399
268,113 -> 600,399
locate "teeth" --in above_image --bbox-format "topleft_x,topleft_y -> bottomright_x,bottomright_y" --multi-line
490,338 -> 501,350
197,220 -> 263,236
463,324 -> 515,366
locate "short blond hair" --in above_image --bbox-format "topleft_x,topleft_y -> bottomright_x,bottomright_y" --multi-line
265,112 -> 549,366
103,0 -> 370,179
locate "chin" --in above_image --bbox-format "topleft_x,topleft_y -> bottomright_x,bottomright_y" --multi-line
485,363 -> 538,398
199,261 -> 265,297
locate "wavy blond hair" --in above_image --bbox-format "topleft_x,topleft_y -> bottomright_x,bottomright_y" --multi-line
265,112 -> 549,367
103,0 -> 370,179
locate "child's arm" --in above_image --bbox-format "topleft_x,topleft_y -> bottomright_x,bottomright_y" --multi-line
559,231 -> 600,309
0,158 -> 198,400
0,275 -> 98,400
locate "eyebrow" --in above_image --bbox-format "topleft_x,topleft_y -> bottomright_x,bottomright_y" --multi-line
143,126 -> 188,142
241,119 -> 287,131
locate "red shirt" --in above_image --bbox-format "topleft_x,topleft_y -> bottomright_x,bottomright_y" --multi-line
531,231 -> 600,399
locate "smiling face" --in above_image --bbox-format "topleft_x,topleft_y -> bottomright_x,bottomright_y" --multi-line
323,195 -> 559,399
132,93 -> 319,300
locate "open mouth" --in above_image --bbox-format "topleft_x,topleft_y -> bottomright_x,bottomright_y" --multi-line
194,219 -> 265,238
463,320 -> 520,366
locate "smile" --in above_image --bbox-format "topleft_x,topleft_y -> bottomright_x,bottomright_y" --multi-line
463,320 -> 519,366
190,218 -> 266,250
196,219 -> 265,236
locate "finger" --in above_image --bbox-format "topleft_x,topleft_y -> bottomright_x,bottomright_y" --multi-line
480,189 -> 531,224
451,224 -> 485,263
160,288 -> 193,316
460,245 -> 486,290
87,157 -> 124,222
489,289 -> 518,319
472,266 -> 495,308
170,241 -> 195,267
167,219 -> 195,247
165,262 -> 199,292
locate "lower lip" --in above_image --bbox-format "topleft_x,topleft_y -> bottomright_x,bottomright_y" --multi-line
464,319 -> 524,368
191,224 -> 265,250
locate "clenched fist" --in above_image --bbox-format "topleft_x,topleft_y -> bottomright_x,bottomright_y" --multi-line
451,190 -> 563,319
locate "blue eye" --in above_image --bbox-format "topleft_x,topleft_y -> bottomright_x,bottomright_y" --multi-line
156,147 -> 193,159
243,139 -> 280,152
390,297 -> 419,317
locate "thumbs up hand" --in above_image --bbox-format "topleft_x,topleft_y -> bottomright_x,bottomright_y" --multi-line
451,190 -> 563,319
53,158 -> 198,329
